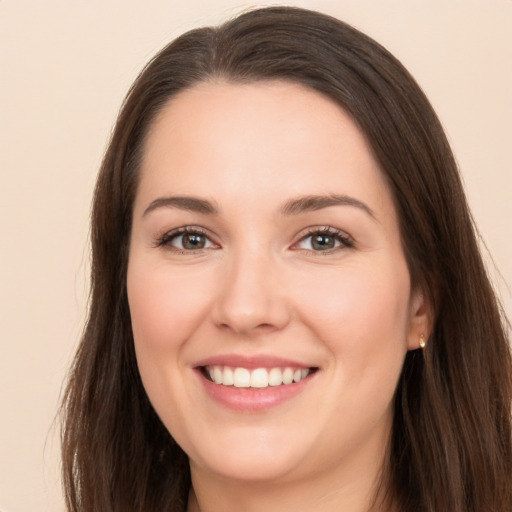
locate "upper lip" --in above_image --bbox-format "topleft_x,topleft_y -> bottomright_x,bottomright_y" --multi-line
193,354 -> 315,369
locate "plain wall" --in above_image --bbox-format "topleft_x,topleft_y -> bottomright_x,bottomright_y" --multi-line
1,1 -> 510,511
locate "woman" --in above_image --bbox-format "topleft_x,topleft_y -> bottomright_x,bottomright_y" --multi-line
60,6 -> 512,512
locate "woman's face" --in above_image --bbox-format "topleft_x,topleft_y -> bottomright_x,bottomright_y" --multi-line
127,81 -> 428,485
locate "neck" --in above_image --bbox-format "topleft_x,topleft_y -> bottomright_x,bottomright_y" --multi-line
187,453 -> 393,512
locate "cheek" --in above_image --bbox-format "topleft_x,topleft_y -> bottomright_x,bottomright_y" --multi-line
293,258 -> 411,371
126,259 -> 216,435
127,260 -> 213,354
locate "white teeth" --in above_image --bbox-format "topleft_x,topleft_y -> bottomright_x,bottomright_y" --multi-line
223,366 -> 234,386
213,366 -> 223,384
282,367 -> 294,385
250,368 -> 269,388
233,367 -> 251,388
206,365 -> 312,388
268,367 -> 283,386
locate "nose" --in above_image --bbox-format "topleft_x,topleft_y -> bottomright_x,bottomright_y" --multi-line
212,249 -> 291,337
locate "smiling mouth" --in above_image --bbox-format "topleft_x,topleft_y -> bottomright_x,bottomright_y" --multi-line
201,365 -> 317,389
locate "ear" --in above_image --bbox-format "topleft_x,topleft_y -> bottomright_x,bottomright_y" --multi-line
406,287 -> 433,350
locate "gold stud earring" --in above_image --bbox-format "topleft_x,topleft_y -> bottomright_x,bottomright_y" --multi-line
419,334 -> 426,349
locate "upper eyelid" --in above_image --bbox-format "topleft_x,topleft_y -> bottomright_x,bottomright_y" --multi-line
295,226 -> 353,241
161,226 -> 209,238
156,226 -> 215,247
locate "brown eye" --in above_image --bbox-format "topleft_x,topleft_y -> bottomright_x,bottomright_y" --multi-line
181,233 -> 206,249
161,229 -> 216,251
311,234 -> 336,250
295,228 -> 353,252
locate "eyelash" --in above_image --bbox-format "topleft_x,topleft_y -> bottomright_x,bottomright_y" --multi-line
293,226 -> 354,253
155,226 -> 215,254
155,226 -> 354,254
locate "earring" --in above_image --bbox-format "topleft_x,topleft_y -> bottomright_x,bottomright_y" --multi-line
419,334 -> 426,349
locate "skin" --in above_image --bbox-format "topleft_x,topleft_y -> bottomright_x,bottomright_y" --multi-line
127,81 -> 429,512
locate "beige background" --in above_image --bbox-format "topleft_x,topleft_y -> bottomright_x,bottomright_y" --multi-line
1,1 -> 510,511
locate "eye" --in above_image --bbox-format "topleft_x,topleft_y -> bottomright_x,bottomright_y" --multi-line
294,228 -> 353,252
157,228 -> 217,252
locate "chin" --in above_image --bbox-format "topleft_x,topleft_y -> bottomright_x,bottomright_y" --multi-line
192,450 -> 304,483
184,424 -> 312,483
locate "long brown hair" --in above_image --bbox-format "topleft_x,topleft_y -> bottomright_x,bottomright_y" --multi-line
61,7 -> 512,511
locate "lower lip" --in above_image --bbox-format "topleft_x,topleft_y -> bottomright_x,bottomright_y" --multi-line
196,370 -> 316,412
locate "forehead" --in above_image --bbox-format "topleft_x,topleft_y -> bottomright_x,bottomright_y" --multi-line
136,80 -> 391,216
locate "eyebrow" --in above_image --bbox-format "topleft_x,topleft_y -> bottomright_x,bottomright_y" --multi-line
142,196 -> 219,217
142,193 -> 375,219
280,194 -> 376,219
